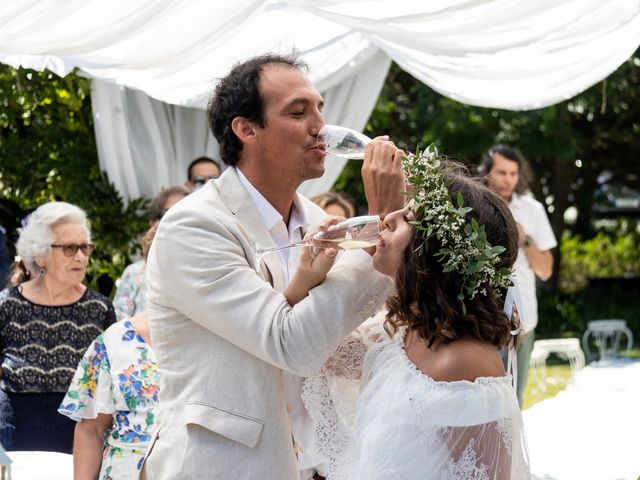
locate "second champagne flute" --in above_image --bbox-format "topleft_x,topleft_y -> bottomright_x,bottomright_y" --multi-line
254,215 -> 382,269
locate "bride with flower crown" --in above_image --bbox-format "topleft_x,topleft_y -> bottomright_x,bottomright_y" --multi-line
292,150 -> 530,479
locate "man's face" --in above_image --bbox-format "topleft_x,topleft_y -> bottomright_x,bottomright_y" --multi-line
487,154 -> 520,201
251,65 -> 326,185
189,161 -> 221,190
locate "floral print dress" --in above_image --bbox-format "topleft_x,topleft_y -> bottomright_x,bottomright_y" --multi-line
112,260 -> 147,321
59,319 -> 159,479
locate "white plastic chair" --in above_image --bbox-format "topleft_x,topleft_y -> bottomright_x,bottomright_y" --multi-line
582,319 -> 634,362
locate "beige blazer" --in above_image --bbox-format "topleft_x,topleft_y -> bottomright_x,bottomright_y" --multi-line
140,168 -> 393,479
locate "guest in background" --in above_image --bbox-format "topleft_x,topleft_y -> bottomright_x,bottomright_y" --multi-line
480,144 -> 557,405
60,224 -> 159,480
186,156 -> 221,191
0,202 -> 115,453
112,185 -> 189,321
311,191 -> 357,218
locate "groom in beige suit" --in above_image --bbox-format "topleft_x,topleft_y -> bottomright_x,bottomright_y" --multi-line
141,53 -> 404,479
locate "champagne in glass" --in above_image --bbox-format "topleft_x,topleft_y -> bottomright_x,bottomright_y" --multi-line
255,215 -> 381,269
317,125 -> 372,160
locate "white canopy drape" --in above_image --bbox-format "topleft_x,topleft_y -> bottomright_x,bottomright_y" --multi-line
1,0 -> 639,199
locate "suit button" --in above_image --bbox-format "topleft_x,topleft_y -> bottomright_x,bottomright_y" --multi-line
286,404 -> 293,413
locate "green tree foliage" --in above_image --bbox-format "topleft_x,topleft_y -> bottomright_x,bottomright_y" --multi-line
335,52 -> 640,338
345,51 -> 640,238
559,229 -> 640,293
337,50 -> 640,285
0,65 -> 148,296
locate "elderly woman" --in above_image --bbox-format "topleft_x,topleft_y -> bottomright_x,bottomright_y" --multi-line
0,202 -> 115,453
59,224 -> 159,479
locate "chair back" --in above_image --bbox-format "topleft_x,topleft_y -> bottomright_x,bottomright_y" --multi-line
582,319 -> 634,362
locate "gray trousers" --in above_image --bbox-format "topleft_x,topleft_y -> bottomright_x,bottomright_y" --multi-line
503,330 -> 535,407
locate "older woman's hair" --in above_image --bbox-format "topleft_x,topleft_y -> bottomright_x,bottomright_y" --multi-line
147,185 -> 190,223
15,202 -> 90,275
141,223 -> 159,261
385,164 -> 519,350
311,191 -> 357,218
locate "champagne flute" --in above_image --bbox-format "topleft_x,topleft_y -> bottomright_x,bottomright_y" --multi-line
255,215 -> 381,268
317,125 -> 372,160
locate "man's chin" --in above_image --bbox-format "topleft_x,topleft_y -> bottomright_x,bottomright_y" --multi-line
498,189 -> 514,201
303,161 -> 325,181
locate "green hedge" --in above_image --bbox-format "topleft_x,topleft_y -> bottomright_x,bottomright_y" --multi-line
537,280 -> 640,342
558,229 -> 640,293
535,226 -> 640,341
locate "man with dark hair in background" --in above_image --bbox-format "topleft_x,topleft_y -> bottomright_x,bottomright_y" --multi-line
481,144 -> 557,406
186,156 -> 221,190
142,53 -> 404,479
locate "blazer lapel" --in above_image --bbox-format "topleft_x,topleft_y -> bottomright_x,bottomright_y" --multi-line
215,168 -> 286,292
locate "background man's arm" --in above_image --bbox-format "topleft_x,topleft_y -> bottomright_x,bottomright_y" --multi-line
524,245 -> 553,281
516,214 -> 555,282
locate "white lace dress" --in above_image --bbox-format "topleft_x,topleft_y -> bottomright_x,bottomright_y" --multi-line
302,315 -> 530,480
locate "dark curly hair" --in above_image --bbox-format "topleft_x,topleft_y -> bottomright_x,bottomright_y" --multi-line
479,144 -> 534,194
385,165 -> 519,350
207,53 -> 308,166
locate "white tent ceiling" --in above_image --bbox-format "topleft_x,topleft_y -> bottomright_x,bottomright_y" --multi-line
1,0 -> 639,199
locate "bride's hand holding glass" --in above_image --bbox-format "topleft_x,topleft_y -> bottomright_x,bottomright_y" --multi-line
284,216 -> 343,306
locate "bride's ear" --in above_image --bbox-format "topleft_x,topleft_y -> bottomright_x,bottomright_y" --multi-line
231,117 -> 257,144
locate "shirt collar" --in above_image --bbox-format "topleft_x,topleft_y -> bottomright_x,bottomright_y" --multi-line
506,191 -> 520,205
236,167 -> 310,234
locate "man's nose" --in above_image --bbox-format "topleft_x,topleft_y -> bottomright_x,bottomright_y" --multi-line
310,119 -> 324,137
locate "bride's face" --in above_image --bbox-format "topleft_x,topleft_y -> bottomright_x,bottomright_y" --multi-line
373,206 -> 414,278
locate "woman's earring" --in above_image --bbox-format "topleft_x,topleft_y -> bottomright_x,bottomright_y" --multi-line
38,266 -> 46,276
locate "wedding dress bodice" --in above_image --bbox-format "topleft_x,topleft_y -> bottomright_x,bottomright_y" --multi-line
303,315 -> 530,479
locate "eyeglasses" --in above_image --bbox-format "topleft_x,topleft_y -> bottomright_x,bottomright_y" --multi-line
192,175 -> 218,188
50,243 -> 95,257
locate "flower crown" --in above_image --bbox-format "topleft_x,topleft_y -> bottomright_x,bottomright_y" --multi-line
402,145 -> 513,313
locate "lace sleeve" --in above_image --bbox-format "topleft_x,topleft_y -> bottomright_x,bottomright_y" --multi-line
439,420 -> 530,480
302,311 -> 389,477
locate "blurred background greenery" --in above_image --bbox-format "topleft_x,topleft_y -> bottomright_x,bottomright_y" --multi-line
1,50 -> 639,340
0,66 -> 149,296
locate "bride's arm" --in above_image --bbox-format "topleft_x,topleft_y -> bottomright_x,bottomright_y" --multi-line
322,311 -> 389,379
443,421 -> 523,480
284,246 -> 337,305
284,217 -> 342,305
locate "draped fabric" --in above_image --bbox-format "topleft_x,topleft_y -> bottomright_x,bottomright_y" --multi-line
1,0 -> 639,199
90,48 -> 390,199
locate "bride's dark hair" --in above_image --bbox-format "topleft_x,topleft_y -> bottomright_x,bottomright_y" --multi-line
385,164 -> 519,350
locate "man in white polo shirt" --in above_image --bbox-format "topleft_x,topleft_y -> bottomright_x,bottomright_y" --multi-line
481,144 -> 557,405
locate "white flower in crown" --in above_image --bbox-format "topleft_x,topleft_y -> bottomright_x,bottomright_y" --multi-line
402,146 -> 513,314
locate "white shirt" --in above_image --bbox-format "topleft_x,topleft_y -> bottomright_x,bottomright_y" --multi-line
237,168 -> 325,478
509,192 -> 557,331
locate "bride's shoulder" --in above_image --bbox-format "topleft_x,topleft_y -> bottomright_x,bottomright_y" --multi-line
419,339 -> 505,383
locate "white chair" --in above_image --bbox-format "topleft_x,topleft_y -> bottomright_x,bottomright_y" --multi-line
530,338 -> 586,372
582,319 -> 634,362
529,338 -> 585,391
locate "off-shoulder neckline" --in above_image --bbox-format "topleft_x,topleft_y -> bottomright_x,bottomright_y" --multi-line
391,327 -> 512,388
